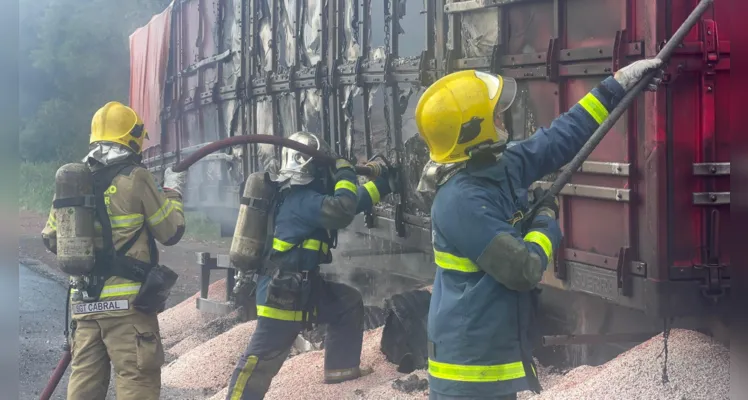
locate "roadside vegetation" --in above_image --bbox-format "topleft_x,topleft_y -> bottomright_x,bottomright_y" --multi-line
18,0 -> 219,241
19,162 -> 58,214
20,162 -> 221,241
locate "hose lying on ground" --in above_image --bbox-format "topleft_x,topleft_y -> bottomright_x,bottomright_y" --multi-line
171,134 -> 374,175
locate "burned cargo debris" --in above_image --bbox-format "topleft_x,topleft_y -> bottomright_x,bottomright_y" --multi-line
392,374 -> 429,394
380,289 -> 431,373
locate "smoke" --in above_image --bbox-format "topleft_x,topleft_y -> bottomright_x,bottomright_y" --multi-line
322,228 -> 432,307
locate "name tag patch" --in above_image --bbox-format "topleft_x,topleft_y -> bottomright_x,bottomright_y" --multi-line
72,300 -> 130,315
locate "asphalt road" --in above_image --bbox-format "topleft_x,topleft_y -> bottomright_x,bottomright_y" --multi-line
19,264 -> 70,400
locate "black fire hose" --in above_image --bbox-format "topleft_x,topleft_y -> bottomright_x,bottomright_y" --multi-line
529,0 -> 714,216
171,134 -> 375,176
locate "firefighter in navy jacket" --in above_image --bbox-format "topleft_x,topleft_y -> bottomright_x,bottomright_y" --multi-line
414,59 -> 663,399
226,131 -> 395,399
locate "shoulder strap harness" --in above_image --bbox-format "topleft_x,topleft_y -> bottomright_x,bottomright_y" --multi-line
87,162 -> 158,298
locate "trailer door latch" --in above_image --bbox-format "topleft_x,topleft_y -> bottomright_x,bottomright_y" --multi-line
695,209 -> 729,301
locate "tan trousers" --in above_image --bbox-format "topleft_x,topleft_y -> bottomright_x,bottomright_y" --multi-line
67,312 -> 164,400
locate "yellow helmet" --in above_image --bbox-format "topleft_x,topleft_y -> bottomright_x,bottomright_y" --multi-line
415,70 -> 517,163
90,101 -> 149,154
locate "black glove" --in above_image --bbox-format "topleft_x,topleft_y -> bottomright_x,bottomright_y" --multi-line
530,187 -> 559,220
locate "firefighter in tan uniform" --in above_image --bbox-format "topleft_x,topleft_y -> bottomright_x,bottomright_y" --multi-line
41,101 -> 187,400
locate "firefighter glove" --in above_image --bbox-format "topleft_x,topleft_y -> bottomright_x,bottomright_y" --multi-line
364,161 -> 387,178
163,167 -> 187,196
335,158 -> 355,172
531,187 -> 559,220
614,58 -> 664,92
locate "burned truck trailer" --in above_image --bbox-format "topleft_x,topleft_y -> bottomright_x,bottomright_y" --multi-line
130,0 -> 731,325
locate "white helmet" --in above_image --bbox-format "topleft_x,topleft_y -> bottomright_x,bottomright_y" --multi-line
272,131 -> 333,185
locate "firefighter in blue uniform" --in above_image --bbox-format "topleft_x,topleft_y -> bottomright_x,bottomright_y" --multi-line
414,58 -> 663,400
226,131 -> 396,399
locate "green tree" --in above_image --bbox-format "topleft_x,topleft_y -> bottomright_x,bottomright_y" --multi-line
20,0 -> 171,162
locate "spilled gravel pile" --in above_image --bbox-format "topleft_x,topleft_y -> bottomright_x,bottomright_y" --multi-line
162,320 -> 257,393
162,279 -> 727,400
159,279 -> 228,348
263,327 -> 422,400
517,361 -> 565,400
208,387 -> 229,400
168,309 -> 243,358
526,329 -> 729,400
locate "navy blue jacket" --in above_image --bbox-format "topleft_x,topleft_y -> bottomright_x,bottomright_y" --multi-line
256,166 -> 391,322
427,76 -> 626,397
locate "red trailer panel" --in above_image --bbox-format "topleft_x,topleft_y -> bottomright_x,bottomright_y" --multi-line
129,4 -> 173,152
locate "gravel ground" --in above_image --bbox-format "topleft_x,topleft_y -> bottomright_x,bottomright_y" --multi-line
517,361 -> 565,400
526,329 -> 729,400
159,279 -> 228,349
262,327 -> 419,400
362,371 -> 430,400
208,387 -> 229,400
168,308 -> 243,359
162,320 -> 258,394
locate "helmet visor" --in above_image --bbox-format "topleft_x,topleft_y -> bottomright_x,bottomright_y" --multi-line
474,71 -> 518,113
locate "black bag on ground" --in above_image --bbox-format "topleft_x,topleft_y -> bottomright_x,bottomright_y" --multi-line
380,289 -> 431,373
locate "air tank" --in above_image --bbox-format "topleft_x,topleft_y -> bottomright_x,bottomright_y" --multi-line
54,163 -> 96,275
230,172 -> 277,272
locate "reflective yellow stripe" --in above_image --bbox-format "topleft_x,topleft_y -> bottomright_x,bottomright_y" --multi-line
147,199 -> 176,227
47,212 -> 57,230
171,200 -> 183,212
428,359 -> 526,383
110,213 -> 144,229
230,355 -> 258,400
578,93 -> 609,125
301,239 -> 321,251
334,180 -> 357,195
273,238 -> 328,253
433,249 -> 481,273
256,305 -> 304,321
363,181 -> 381,204
302,239 -> 329,253
99,283 -> 142,298
524,231 -> 553,261
272,238 -> 294,252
